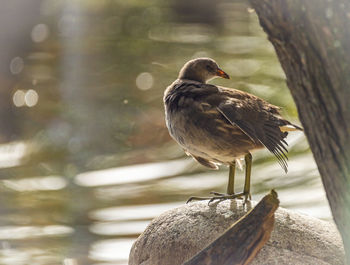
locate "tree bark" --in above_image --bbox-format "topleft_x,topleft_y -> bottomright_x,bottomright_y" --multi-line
248,0 -> 350,262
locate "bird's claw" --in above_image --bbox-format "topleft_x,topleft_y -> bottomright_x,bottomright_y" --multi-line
187,192 -> 250,205
242,192 -> 252,206
186,196 -> 212,204
209,191 -> 226,196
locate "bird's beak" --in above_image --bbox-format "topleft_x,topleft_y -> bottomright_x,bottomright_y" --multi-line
216,68 -> 230,79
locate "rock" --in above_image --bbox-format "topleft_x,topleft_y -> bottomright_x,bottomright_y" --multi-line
129,199 -> 345,265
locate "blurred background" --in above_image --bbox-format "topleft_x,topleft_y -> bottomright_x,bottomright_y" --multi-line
0,0 -> 331,264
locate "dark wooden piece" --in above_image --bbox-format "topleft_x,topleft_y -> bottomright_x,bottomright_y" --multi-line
183,190 -> 279,265
248,0 -> 350,262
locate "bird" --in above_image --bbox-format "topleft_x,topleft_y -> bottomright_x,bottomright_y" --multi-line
163,58 -> 302,203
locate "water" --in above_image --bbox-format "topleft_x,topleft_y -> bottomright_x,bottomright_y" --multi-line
0,0 -> 331,264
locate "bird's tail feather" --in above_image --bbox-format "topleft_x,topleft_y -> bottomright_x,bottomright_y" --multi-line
279,123 -> 303,132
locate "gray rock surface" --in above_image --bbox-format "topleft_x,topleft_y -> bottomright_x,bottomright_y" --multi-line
129,199 -> 345,265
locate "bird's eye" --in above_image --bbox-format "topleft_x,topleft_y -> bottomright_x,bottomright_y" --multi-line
206,65 -> 214,72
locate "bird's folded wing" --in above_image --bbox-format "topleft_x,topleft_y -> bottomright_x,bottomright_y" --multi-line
217,101 -> 289,173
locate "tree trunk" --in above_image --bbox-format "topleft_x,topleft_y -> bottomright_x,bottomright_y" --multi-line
248,0 -> 350,262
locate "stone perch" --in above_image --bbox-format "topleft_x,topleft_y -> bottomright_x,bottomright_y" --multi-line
129,198 -> 344,265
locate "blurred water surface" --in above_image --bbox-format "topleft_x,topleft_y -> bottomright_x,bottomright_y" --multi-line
0,0 -> 331,264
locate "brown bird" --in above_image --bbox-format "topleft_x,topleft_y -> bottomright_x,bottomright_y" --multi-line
164,58 -> 302,203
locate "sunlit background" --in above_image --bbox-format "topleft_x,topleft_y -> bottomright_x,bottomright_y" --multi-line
0,0 -> 331,264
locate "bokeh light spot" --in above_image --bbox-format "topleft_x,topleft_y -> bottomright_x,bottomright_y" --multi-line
13,90 -> 26,107
3,176 -> 67,192
136,72 -> 154,91
63,258 -> 78,265
9,57 -> 24,75
24,89 -> 39,107
31,24 -> 50,43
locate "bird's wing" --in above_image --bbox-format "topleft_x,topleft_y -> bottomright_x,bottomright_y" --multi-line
215,87 -> 297,172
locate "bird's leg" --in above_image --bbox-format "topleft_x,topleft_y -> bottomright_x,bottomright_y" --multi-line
187,161 -> 242,204
210,161 -> 236,196
243,153 -> 252,201
227,161 -> 236,195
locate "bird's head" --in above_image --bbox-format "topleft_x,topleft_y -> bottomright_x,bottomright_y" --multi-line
178,58 -> 229,83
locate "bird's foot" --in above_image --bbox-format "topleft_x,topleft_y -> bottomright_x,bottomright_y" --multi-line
244,192 -> 252,201
210,191 -> 252,201
242,192 -> 252,206
186,191 -> 249,205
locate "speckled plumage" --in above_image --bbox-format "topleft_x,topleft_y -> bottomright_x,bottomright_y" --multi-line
164,58 -> 302,172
